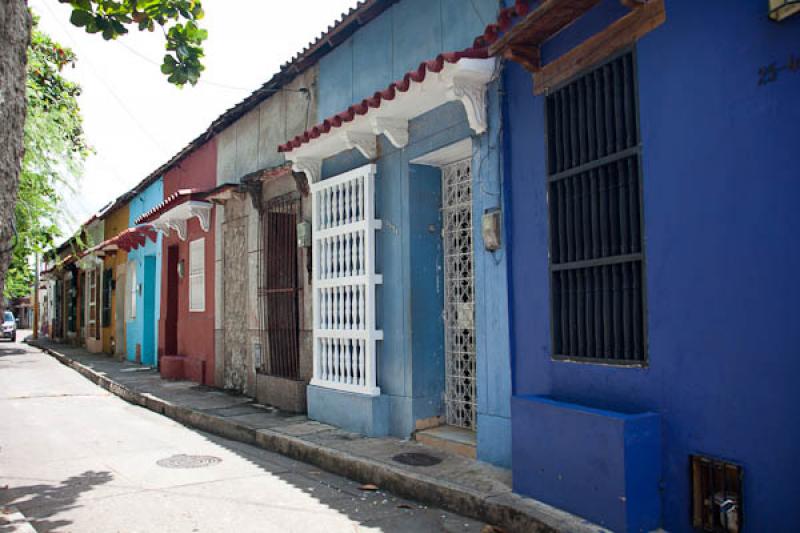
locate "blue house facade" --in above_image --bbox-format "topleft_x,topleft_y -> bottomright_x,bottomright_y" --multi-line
280,0 -> 513,467
126,178 -> 163,366
501,0 -> 800,531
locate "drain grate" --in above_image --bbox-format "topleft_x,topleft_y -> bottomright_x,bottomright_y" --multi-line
392,452 -> 443,467
156,454 -> 222,469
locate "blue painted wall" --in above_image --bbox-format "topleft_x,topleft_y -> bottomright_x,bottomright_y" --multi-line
126,178 -> 163,365
317,0 -> 496,119
311,0 -> 513,467
505,1 -> 800,529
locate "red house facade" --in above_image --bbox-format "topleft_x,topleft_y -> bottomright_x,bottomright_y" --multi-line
138,139 -> 218,386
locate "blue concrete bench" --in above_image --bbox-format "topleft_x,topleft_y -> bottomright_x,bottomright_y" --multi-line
512,395 -> 661,532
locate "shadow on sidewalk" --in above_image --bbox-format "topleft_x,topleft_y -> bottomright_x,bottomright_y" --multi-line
194,432 -> 487,532
0,471 -> 113,532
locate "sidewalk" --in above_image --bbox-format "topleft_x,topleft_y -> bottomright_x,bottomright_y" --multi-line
28,338 -> 606,533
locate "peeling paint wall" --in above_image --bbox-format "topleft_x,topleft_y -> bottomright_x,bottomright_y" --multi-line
222,196 -> 252,393
215,65 -> 318,404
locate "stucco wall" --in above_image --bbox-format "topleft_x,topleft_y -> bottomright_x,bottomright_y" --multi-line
159,139 -> 217,386
504,1 -> 800,530
126,178 -> 163,365
215,66 -> 318,186
308,0 -> 511,466
222,196 -> 251,392
214,65 -> 318,404
101,204 -> 129,356
316,0 -> 496,120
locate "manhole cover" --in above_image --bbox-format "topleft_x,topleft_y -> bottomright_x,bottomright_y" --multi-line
391,452 -> 442,467
156,454 -> 222,469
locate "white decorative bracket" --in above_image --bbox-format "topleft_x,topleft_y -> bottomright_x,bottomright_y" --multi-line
167,219 -> 187,241
370,117 -> 409,148
291,157 -> 322,184
343,131 -> 378,159
151,221 -> 171,238
446,78 -> 488,135
442,58 -> 495,135
189,202 -> 212,233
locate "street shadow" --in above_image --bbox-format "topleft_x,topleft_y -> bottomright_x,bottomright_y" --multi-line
0,347 -> 27,358
0,470 -> 113,532
198,432 -> 486,532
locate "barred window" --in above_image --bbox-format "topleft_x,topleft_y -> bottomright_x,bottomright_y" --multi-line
546,50 -> 646,364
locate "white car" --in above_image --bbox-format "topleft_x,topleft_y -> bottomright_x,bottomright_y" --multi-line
3,311 -> 17,342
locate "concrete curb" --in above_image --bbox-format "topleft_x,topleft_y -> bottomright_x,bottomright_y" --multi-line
29,340 -> 606,533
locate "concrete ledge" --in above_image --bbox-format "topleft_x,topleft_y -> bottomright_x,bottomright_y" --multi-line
256,373 -> 307,413
307,384 -> 389,437
29,339 -> 607,533
160,355 -> 185,380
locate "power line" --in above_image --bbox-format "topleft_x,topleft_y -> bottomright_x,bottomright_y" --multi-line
117,40 -> 252,92
39,0 -> 168,155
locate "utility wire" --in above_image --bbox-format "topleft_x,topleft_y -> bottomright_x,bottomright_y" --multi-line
117,40 -> 252,92
40,0 -> 168,155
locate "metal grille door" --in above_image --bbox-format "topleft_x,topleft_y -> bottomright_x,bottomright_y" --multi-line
261,194 -> 301,379
442,159 -> 476,430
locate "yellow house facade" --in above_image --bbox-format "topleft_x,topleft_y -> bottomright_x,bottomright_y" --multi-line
101,202 -> 130,358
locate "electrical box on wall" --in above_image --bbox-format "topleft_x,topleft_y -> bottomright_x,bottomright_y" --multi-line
297,220 -> 311,248
481,208 -> 502,251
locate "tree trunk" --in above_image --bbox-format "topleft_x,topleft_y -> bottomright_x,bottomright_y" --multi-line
0,0 -> 32,307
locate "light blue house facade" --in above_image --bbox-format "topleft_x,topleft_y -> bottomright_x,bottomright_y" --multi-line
126,178 -> 163,366
281,0 -> 512,467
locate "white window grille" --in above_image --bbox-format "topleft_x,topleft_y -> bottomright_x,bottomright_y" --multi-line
189,237 -> 205,312
128,263 -> 137,320
311,164 -> 382,396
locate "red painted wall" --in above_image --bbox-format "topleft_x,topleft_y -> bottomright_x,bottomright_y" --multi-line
158,139 -> 217,386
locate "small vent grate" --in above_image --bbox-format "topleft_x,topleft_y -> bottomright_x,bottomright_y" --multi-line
691,455 -> 743,532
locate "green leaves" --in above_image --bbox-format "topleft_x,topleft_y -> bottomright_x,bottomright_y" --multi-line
63,0 -> 207,87
6,16 -> 89,299
69,9 -> 92,27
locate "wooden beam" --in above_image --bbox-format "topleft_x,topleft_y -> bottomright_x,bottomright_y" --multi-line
620,0 -> 649,8
489,0 -> 600,56
503,43 -> 541,73
533,0 -> 665,94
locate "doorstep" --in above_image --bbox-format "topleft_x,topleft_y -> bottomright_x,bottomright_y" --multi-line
415,425 -> 477,459
28,338 -> 608,533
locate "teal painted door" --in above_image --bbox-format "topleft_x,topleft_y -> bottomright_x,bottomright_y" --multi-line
142,255 -> 156,365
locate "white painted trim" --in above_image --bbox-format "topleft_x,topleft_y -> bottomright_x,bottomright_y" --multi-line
189,237 -> 206,312
286,58 -> 496,180
151,201 -> 213,241
410,138 -> 473,167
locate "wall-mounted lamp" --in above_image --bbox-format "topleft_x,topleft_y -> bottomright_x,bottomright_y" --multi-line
769,0 -> 800,20
482,208 -> 502,252
297,220 -> 313,284
297,220 -> 312,248
177,259 -> 185,280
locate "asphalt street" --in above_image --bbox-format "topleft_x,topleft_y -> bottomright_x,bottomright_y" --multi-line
0,332 -> 486,533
